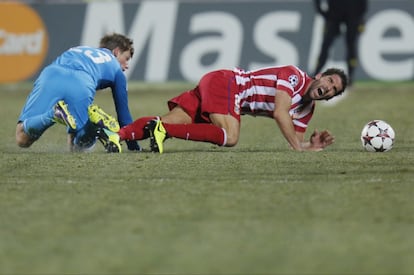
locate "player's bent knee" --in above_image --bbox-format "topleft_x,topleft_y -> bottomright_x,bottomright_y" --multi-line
15,124 -> 34,148
16,136 -> 32,148
16,133 -> 34,148
224,135 -> 239,147
224,142 -> 237,147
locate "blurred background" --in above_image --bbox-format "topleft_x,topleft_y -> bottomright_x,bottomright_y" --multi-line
1,0 -> 413,83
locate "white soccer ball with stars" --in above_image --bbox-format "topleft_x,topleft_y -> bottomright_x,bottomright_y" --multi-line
360,120 -> 395,152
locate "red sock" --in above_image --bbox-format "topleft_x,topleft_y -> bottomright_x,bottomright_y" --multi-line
119,116 -> 156,140
163,123 -> 227,146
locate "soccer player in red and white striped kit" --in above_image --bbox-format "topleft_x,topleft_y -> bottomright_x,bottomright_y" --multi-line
118,65 -> 348,153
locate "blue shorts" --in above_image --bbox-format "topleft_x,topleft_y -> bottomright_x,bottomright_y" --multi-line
18,65 -> 96,133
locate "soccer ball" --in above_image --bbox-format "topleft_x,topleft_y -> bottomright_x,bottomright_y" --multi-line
360,120 -> 395,152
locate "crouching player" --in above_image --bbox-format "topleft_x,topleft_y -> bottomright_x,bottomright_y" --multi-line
15,33 -> 140,153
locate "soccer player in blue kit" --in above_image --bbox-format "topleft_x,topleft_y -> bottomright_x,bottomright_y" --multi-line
16,33 -> 140,153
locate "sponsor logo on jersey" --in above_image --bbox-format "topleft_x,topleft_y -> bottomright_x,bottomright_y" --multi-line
0,2 -> 48,83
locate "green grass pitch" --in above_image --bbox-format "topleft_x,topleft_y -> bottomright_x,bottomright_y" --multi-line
1,81 -> 413,274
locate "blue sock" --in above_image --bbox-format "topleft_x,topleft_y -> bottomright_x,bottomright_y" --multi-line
23,108 -> 55,140
73,121 -> 98,149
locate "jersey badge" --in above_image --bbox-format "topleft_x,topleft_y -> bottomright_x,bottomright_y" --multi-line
288,74 -> 299,87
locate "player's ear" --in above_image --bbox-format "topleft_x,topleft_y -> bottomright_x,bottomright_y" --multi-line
314,73 -> 322,80
112,47 -> 120,57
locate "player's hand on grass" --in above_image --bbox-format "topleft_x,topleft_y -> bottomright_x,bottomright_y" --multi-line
309,129 -> 335,150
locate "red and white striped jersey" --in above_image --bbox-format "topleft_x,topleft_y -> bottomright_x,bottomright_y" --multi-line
233,65 -> 315,132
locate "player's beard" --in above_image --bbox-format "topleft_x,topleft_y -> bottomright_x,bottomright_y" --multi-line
302,79 -> 319,103
303,79 -> 329,102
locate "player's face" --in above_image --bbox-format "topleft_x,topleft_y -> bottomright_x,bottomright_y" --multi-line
114,49 -> 132,71
307,74 -> 343,100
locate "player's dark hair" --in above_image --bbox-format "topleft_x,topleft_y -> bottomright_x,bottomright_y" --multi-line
322,68 -> 348,96
99,33 -> 134,58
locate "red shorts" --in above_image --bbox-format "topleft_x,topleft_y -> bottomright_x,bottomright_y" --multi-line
168,70 -> 240,123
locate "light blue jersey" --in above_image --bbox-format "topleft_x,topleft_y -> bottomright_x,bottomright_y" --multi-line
18,46 -> 134,145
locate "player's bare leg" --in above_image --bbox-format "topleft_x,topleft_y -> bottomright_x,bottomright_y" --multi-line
161,106 -> 192,124
209,113 -> 240,146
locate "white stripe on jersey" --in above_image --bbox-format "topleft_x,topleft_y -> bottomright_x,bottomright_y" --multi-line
235,75 -> 249,86
241,101 -> 275,113
238,85 -> 277,113
251,74 -> 278,81
293,120 -> 308,129
290,103 -> 313,119
277,79 -> 294,92
292,94 -> 302,105
235,74 -> 277,86
238,85 -> 277,98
